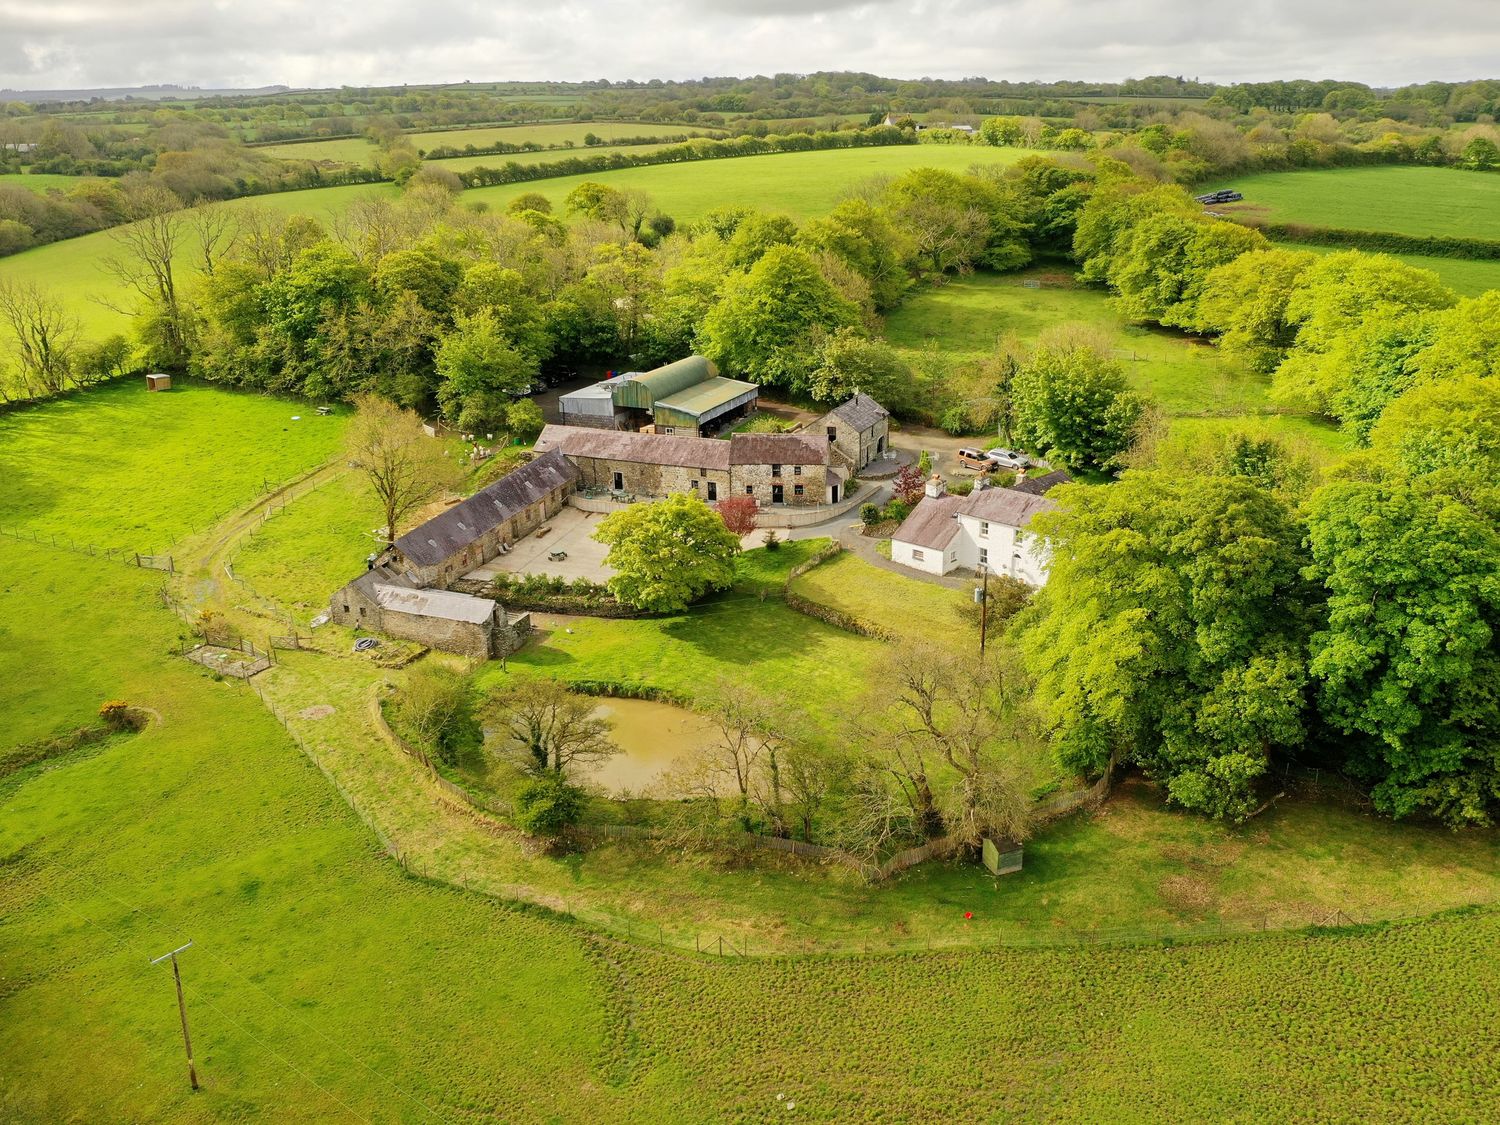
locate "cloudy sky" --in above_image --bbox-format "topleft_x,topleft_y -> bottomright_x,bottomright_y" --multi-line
1,0 -> 1495,92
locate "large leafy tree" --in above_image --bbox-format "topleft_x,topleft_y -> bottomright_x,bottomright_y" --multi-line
1015,473 -> 1317,818
1197,247 -> 1317,373
1107,209 -> 1267,329
698,245 -> 860,392
1304,376 -> 1500,825
881,167 -> 1031,274
593,492 -> 742,612
1010,341 -> 1146,472
795,197 -> 915,311
434,309 -> 535,430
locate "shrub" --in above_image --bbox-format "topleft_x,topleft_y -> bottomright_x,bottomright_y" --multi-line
762,529 -> 781,550
939,406 -> 972,435
513,774 -> 585,837
859,502 -> 881,526
947,478 -> 975,496
883,499 -> 911,522
98,700 -> 138,731
394,668 -> 478,767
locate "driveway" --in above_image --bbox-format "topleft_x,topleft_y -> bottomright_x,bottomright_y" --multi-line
465,506 -> 615,583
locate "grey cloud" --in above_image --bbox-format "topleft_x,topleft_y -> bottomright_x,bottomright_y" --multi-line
0,0 -> 1496,91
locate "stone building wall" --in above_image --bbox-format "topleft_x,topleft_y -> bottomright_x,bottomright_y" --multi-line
377,607 -> 496,660
569,454 -> 733,501
732,460 -> 832,506
405,482 -> 572,588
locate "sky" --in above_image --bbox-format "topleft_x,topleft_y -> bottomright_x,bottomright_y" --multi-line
1,0 -> 1496,93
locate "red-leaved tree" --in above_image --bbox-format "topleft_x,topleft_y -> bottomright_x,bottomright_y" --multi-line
716,495 -> 759,535
893,463 -> 926,506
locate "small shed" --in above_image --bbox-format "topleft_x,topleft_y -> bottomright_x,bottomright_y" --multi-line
146,373 -> 172,392
982,837 -> 1024,876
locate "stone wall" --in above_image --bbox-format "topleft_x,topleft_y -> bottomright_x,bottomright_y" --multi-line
733,460 -> 831,507
378,605 -> 496,661
568,454 -> 732,501
409,482 -> 572,588
823,417 -> 889,471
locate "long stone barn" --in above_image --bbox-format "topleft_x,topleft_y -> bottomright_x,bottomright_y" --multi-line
329,449 -> 578,658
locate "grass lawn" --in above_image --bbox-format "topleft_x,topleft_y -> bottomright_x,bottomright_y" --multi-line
0,172 -> 95,194
788,550 -> 972,644
1164,413 -> 1354,470
1212,165 -> 1500,240
0,380 -> 348,550
0,183 -> 399,338
884,266 -> 1275,416
464,144 -> 1043,222
1275,239 -> 1500,297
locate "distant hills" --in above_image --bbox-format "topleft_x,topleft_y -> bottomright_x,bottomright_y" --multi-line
0,83 -> 292,103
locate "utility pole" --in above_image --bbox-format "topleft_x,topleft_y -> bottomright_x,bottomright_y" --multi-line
150,941 -> 199,1092
977,563 -> 990,658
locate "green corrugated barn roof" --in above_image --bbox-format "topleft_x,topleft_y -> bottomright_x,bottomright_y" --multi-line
655,376 -> 759,424
611,355 -> 718,409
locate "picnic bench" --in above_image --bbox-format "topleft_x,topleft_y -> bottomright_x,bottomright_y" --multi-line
548,550 -> 568,562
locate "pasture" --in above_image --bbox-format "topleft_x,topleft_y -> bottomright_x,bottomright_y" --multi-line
787,550 -> 972,644
883,267 -> 1274,416
4,381 -> 1500,1120
464,143 -> 1042,221
1276,240 -> 1500,297
259,121 -> 721,164
0,183 -> 398,337
0,172 -> 96,194
1212,165 -> 1500,241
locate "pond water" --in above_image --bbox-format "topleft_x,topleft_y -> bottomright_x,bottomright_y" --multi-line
580,697 -> 718,797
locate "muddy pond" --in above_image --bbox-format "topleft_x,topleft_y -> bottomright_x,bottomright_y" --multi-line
580,697 -> 718,797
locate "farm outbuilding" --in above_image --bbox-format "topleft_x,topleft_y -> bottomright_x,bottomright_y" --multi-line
557,356 -> 759,435
146,373 -> 172,392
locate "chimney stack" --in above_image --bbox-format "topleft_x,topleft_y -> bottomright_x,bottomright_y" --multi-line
924,474 -> 946,499
1015,467 -> 1028,485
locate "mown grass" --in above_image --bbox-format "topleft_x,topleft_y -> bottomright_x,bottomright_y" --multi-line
465,144 -> 1042,221
1214,165 -> 1500,240
0,380 -> 348,550
884,266 -> 1274,416
5,383 -> 1500,1120
788,550 -> 971,643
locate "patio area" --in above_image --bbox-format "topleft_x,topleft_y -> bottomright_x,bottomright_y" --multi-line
463,505 -> 616,583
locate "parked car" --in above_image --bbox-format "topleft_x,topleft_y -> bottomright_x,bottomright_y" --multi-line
984,448 -> 1033,470
956,448 -> 994,470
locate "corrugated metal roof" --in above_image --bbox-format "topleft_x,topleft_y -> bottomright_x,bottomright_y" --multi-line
536,424 -> 732,470
891,495 -> 965,551
654,376 -> 759,420
393,447 -> 578,567
727,432 -> 828,466
826,393 -> 888,432
374,584 -> 497,624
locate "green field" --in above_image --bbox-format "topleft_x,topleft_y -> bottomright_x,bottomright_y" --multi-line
884,266 -> 1275,416
465,144 -> 1042,221
0,183 -> 398,337
0,172 -> 97,194
1275,240 -> 1500,297
426,139 -> 699,173
5,380 -> 1500,1119
788,550 -> 971,643
1213,166 -> 1500,240
260,122 -> 720,164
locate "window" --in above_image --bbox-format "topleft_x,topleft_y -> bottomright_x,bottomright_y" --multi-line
771,464 -> 781,476
826,426 -> 837,441
699,467 -> 706,477
793,465 -> 802,476
794,484 -> 805,497
912,549 -> 925,561
978,548 -> 989,566
745,486 -> 754,495
689,479 -> 699,489
979,520 -> 990,538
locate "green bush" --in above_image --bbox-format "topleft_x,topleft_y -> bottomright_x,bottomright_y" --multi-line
513,773 -> 585,837
883,499 -> 911,522
859,502 -> 881,526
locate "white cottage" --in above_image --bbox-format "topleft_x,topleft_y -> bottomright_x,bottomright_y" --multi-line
889,478 -> 1055,585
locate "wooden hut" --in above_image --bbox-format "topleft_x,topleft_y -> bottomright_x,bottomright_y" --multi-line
146,373 -> 172,392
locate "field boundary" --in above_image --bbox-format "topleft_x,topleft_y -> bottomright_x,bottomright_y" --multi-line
1232,218 -> 1500,260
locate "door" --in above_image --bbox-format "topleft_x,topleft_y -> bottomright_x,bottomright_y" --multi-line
772,484 -> 784,505
706,481 -> 717,501
612,471 -> 623,491
831,483 -> 839,504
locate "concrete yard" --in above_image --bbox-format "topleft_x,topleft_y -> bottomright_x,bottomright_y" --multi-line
465,505 -> 616,583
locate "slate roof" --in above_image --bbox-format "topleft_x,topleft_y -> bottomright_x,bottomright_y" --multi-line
1009,469 -> 1072,497
826,393 -> 889,433
891,494 -> 966,551
394,447 -> 578,568
959,487 -> 1056,528
536,424 -> 732,470
373,583 -> 496,624
727,432 -> 829,466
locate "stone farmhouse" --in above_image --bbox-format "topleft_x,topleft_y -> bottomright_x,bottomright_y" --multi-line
329,449 -> 578,658
815,393 -> 890,471
889,475 -> 1059,585
558,355 -> 759,435
535,425 -> 845,506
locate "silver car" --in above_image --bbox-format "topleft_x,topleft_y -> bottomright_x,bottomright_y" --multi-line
984,448 -> 1032,470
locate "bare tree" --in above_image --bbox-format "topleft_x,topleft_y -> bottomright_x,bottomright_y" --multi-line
187,201 -> 239,278
0,280 -> 79,398
484,678 -> 620,775
102,183 -> 193,363
344,393 -> 459,544
697,678 -> 787,831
